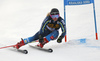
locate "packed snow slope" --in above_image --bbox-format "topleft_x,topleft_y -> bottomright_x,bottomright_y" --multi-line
0,0 -> 100,61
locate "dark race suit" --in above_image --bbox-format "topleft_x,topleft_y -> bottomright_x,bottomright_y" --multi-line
23,16 -> 66,44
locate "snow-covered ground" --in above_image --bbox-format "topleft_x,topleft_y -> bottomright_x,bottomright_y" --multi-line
0,0 -> 100,61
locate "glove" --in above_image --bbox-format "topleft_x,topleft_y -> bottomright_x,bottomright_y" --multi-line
57,36 -> 63,43
39,35 -> 44,43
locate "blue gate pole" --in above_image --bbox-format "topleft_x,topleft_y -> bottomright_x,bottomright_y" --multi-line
93,0 -> 98,40
64,0 -> 67,42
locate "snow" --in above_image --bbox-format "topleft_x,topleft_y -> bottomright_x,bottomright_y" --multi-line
0,0 -> 100,61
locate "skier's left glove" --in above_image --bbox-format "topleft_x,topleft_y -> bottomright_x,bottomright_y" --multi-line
57,36 -> 63,43
39,35 -> 44,43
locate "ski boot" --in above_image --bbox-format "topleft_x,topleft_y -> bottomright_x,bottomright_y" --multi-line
14,38 -> 25,49
37,38 -> 49,48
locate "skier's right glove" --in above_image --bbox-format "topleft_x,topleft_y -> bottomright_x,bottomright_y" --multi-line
57,36 -> 63,43
39,35 -> 44,43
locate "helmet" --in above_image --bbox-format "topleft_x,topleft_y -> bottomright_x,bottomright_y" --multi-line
50,8 -> 59,15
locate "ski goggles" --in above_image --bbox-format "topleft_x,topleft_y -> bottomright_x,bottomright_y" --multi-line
50,14 -> 59,19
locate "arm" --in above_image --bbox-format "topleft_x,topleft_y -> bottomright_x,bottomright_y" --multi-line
59,19 -> 66,38
38,16 -> 50,43
39,16 -> 50,35
57,19 -> 66,43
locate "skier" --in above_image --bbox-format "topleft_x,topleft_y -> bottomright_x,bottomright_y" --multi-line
14,8 -> 66,49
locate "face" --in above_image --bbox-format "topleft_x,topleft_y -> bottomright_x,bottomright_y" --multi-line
52,17 -> 58,21
50,14 -> 59,21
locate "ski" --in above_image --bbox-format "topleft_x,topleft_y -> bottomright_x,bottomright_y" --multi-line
0,45 -> 28,54
29,45 -> 53,53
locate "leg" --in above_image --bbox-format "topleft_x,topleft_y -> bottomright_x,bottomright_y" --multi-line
37,30 -> 59,48
23,29 -> 51,44
23,31 -> 40,44
15,29 -> 52,49
46,30 -> 59,41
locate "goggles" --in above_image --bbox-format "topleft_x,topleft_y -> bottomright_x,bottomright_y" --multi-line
50,14 -> 59,19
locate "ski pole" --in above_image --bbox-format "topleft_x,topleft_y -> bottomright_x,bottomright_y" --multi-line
0,45 -> 16,49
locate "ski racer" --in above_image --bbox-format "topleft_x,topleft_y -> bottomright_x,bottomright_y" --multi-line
14,8 -> 66,49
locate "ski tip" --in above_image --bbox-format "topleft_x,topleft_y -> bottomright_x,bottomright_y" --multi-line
48,48 -> 53,53
24,50 -> 28,54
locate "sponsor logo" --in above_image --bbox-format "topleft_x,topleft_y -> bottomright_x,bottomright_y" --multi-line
68,1 -> 90,5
